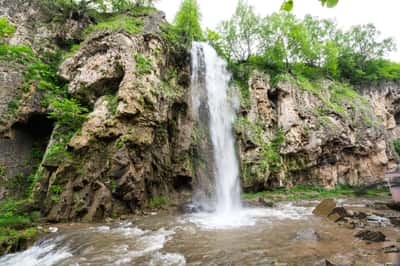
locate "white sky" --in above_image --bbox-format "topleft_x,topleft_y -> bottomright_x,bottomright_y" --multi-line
155,0 -> 400,62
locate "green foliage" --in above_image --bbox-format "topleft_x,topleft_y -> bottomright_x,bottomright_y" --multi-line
148,196 -> 168,208
106,95 -> 119,114
135,54 -> 153,75
85,15 -> 143,35
0,200 -> 40,253
242,184 -> 389,201
218,0 -> 261,61
260,129 -> 285,173
47,96 -> 89,129
393,139 -> 400,157
50,185 -> 62,195
42,0 -> 156,19
0,200 -> 39,229
173,0 -> 204,44
218,7 -> 398,84
0,165 -> 5,178
281,0 -> 339,11
0,17 -> 16,41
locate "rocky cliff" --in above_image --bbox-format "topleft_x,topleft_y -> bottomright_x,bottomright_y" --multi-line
0,1 -> 399,221
236,73 -> 398,191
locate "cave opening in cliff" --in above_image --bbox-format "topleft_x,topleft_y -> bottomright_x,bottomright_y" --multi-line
395,111 -> 400,125
11,113 -> 55,159
173,175 -> 193,192
13,113 -> 54,140
267,89 -> 279,107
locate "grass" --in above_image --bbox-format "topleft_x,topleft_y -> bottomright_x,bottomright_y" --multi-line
148,197 -> 168,209
242,185 -> 390,202
84,15 -> 143,35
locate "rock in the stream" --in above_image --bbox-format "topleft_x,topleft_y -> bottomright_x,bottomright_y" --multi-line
295,228 -> 321,242
258,197 -> 274,207
327,207 -> 348,222
387,201 -> 400,211
383,245 -> 400,253
313,199 -> 337,217
390,217 -> 400,227
354,230 -> 386,242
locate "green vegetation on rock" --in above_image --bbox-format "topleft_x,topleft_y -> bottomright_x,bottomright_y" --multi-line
242,185 -> 389,201
135,54 -> 153,75
0,200 -> 41,255
84,15 -> 144,35
148,196 -> 168,209
0,17 -> 16,41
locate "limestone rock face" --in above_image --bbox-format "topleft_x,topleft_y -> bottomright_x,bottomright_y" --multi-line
237,72 -> 395,190
0,0 -> 91,52
357,82 -> 400,167
33,25 -> 194,222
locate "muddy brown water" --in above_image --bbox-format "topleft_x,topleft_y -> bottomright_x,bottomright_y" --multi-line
0,198 -> 399,266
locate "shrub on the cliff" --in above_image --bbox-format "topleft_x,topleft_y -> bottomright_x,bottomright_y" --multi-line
47,97 -> 89,129
0,17 -> 15,41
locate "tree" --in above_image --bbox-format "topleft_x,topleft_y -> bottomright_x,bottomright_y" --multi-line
281,0 -> 339,11
218,0 -> 261,61
173,0 -> 204,43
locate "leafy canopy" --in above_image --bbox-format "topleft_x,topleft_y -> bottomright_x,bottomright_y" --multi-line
214,1 -> 398,84
218,0 -> 261,61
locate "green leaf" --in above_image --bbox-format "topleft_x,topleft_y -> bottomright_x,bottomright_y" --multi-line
320,0 -> 339,8
280,0 -> 294,11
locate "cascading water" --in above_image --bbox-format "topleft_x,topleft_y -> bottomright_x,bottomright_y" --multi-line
189,43 -> 275,229
191,42 -> 242,214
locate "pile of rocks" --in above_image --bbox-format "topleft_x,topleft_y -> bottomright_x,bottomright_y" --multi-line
313,199 -> 399,242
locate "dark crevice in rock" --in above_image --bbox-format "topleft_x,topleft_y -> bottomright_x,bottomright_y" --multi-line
173,175 -> 192,192
12,113 -> 54,139
395,112 -> 400,125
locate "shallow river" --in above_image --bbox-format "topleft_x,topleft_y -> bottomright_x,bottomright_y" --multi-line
0,199 -> 399,266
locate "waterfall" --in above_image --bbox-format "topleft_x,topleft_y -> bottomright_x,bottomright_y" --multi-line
191,42 -> 241,214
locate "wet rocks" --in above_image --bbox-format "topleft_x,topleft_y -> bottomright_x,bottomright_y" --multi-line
180,203 -> 204,214
295,228 -> 321,242
387,201 -> 400,211
313,199 -> 337,217
354,230 -> 386,242
390,217 -> 400,227
383,245 -> 400,253
258,197 -> 274,208
327,207 -> 348,222
313,199 -> 348,222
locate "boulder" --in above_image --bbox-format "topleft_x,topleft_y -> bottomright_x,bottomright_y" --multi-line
355,230 -> 386,242
327,207 -> 348,222
313,199 -> 337,217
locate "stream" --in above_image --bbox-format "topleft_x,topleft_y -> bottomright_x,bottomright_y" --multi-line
0,199 -> 398,265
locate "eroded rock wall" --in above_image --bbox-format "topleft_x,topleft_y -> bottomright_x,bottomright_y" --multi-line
32,24 -> 195,221
237,72 -> 395,191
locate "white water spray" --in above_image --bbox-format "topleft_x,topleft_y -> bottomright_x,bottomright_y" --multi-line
191,42 -> 241,215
